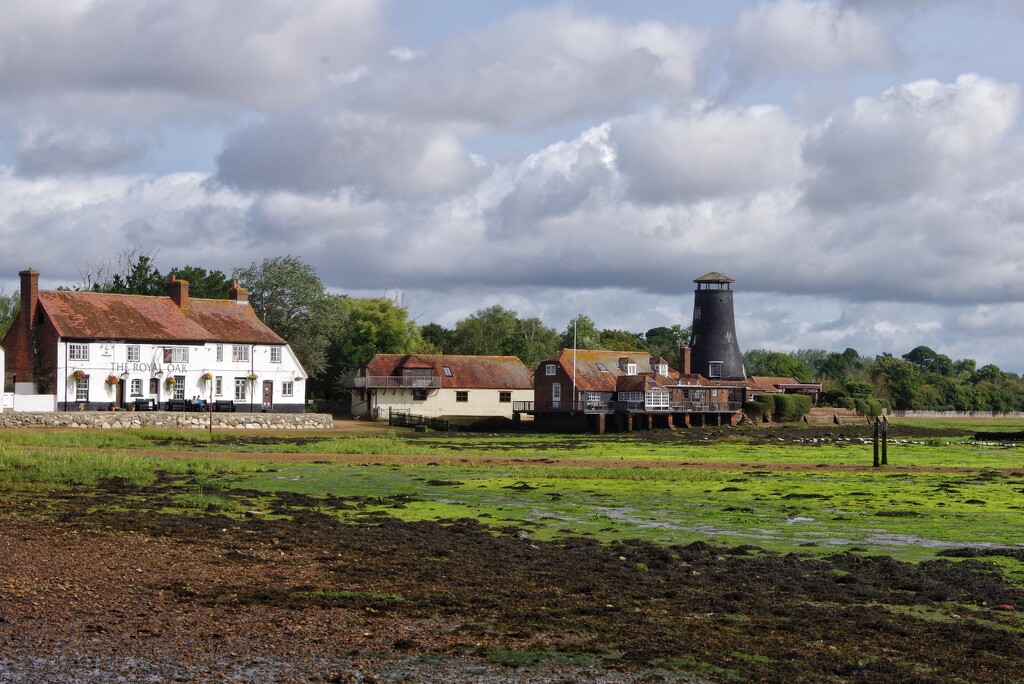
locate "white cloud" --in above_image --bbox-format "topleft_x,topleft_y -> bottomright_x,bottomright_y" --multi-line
354,6 -> 709,127
15,122 -> 144,175
803,74 -> 1020,208
731,0 -> 901,79
611,104 -> 806,203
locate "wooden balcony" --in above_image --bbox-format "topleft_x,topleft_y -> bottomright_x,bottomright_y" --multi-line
344,376 -> 442,389
514,400 -> 742,415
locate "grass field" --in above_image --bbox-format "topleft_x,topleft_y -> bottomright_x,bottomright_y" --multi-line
3,419 -> 1024,566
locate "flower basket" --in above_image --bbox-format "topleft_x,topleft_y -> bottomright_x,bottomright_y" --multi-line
246,373 -> 258,382
201,372 -> 213,381
105,374 -> 120,386
70,370 -> 87,381
164,377 -> 177,388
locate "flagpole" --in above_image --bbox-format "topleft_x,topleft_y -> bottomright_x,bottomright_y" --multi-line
572,316 -> 577,412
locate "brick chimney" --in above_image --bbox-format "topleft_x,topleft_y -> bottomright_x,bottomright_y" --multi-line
19,269 -> 39,334
167,274 -> 189,308
229,280 -> 248,303
679,344 -> 692,375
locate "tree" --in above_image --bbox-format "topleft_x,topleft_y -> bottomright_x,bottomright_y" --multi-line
165,265 -> 233,299
0,289 -> 18,339
316,295 -> 423,398
871,354 -> 921,410
420,323 -> 452,354
560,315 -> 600,350
232,256 -> 329,377
99,249 -> 166,295
743,349 -> 811,382
903,345 -> 952,377
816,352 -> 851,385
645,325 -> 690,368
450,305 -> 560,367
597,329 -> 645,351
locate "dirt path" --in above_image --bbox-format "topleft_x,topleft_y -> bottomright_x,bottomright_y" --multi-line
17,442 -> 1023,474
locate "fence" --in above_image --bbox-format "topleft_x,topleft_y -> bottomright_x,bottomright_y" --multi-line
388,408 -> 449,431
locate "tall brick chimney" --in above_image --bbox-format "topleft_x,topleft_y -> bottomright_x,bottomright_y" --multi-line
679,344 -> 692,375
19,269 -> 39,334
229,280 -> 248,303
167,274 -> 189,308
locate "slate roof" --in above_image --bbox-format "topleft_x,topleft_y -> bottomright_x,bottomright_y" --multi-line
542,349 -> 680,393
360,354 -> 533,389
37,291 -> 285,344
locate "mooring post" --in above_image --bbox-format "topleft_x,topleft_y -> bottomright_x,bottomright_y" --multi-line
873,418 -> 880,467
881,416 -> 888,465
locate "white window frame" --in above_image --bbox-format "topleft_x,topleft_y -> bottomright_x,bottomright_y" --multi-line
127,345 -> 140,362
130,378 -> 142,396
173,376 -> 186,400
165,347 -> 188,363
270,346 -> 282,363
626,363 -> 637,375
215,376 -> 223,397
708,361 -> 723,378
69,343 -> 89,361
232,345 -> 249,362
216,344 -> 224,362
75,376 -> 89,401
619,391 -> 644,404
234,377 -> 247,401
545,364 -> 556,376
282,380 -> 294,397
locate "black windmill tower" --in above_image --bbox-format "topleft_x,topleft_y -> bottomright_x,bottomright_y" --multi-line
689,272 -> 745,380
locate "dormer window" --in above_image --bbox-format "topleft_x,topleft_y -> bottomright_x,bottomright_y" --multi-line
619,357 -> 637,375
656,363 -> 668,376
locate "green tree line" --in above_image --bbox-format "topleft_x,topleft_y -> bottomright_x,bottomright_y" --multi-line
5,253 -> 1024,412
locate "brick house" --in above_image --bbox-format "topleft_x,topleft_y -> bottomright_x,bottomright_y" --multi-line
523,347 -> 748,432
2,269 -> 307,412
345,354 -> 533,420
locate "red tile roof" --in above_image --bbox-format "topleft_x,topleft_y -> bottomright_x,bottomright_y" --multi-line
37,291 -> 285,344
542,349 -> 680,392
748,376 -> 821,392
361,354 -> 533,389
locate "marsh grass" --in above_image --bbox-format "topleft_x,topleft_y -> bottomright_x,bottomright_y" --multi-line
0,444 -> 258,490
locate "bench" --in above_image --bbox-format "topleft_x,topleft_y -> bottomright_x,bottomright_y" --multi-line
133,398 -> 157,411
213,400 -> 236,413
166,399 -> 189,412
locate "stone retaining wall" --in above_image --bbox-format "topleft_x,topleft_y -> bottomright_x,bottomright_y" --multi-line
0,411 -> 334,430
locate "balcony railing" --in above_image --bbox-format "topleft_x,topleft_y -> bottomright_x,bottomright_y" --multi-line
344,376 -> 442,389
514,400 -> 743,415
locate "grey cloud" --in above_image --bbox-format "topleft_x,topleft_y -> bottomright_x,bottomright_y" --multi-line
486,132 -> 618,238
215,112 -> 486,198
16,123 -> 143,175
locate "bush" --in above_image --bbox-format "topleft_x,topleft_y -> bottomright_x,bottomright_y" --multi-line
765,394 -> 812,421
743,399 -> 773,421
864,399 -> 883,416
844,381 -> 874,400
821,389 -> 849,406
835,396 -> 856,409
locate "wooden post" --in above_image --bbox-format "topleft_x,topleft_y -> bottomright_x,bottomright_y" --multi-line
881,416 -> 888,465
873,418 -> 880,467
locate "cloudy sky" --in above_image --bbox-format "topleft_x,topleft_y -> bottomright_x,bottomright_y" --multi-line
2,0 -> 1024,370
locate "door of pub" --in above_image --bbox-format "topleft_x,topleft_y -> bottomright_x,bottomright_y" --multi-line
262,380 -> 273,411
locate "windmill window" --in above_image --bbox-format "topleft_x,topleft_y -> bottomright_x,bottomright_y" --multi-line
708,361 -> 723,378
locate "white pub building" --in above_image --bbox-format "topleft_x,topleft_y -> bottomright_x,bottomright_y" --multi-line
2,269 -> 307,412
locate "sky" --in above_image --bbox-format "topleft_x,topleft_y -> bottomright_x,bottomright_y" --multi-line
3,0 -> 1024,371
